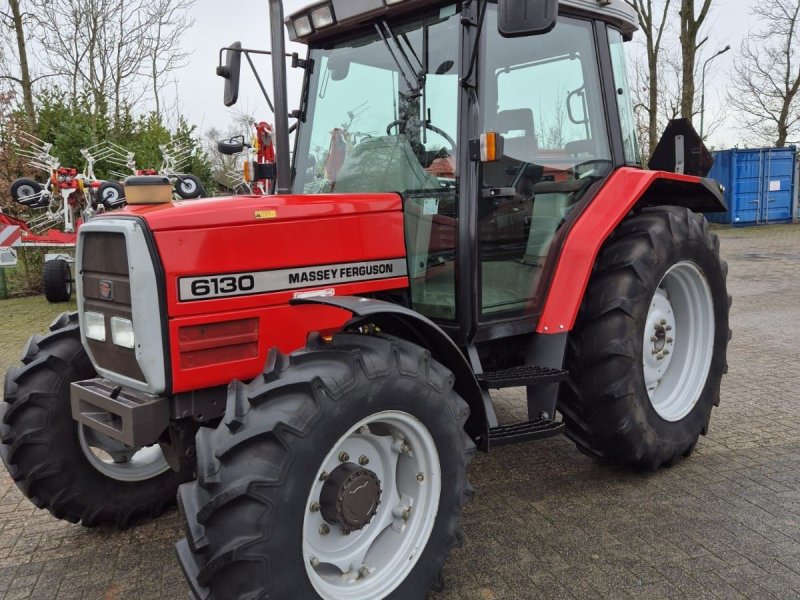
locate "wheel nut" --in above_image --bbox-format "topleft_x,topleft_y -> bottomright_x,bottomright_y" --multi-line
310,502 -> 320,513
401,443 -> 411,455
338,451 -> 350,463
359,455 -> 369,466
319,524 -> 330,535
402,508 -> 412,520
358,566 -> 370,578
310,557 -> 320,567
417,473 -> 424,483
657,353 -> 664,360
319,471 -> 328,481
660,319 -> 667,325
666,325 -> 672,331
663,349 -> 670,356
667,337 -> 673,344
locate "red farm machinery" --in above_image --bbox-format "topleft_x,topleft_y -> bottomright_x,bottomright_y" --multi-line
1,1 -> 730,598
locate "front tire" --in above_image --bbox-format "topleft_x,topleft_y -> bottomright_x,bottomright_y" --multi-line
0,312 -> 193,527
177,333 -> 474,600
558,207 -> 730,470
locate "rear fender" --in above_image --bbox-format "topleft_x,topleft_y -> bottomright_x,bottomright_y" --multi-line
291,296 -> 487,444
538,167 -> 725,334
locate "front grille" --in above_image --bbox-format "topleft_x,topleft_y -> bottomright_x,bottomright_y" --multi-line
81,232 -> 146,383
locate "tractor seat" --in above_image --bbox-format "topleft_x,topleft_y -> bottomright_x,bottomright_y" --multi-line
333,135 -> 441,194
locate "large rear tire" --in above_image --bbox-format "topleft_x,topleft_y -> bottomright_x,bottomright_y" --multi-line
558,207 -> 730,471
177,333 -> 474,600
0,312 -> 193,527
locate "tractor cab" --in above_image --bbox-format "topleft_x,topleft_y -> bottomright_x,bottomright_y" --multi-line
235,0 -> 641,341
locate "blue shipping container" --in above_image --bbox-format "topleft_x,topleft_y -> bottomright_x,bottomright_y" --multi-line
706,146 -> 797,225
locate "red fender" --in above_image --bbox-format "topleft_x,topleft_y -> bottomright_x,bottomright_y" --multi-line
537,167 -> 714,334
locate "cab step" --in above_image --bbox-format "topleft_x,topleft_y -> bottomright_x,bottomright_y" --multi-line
476,365 -> 568,389
489,418 -> 565,447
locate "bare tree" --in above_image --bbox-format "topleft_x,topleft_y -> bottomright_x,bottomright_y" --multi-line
678,0 -> 713,120
625,0 -> 672,158
143,0 -> 194,119
31,0 -> 195,126
729,1 -> 800,147
1,0 -> 38,132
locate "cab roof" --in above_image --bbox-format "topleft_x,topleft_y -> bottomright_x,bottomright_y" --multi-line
286,0 -> 638,45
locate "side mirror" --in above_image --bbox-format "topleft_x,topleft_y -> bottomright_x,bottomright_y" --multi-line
497,0 -> 558,38
216,42 -> 242,107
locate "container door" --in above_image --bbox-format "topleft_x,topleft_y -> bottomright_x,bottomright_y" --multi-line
760,148 -> 795,223
732,150 -> 761,225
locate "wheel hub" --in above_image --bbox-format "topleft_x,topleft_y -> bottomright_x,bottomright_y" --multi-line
320,462 -> 382,533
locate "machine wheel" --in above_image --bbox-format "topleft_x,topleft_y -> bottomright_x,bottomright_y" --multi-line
177,333 -> 474,600
0,313 -> 193,527
10,178 -> 44,207
97,181 -> 126,209
559,207 -> 730,471
43,258 -> 72,303
174,175 -> 205,199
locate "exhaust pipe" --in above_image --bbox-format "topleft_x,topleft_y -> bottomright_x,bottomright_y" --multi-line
268,0 -> 292,194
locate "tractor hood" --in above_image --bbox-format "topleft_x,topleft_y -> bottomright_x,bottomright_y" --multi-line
111,193 -> 402,231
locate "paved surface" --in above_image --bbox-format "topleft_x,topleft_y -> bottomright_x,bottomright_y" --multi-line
2,224 -> 800,599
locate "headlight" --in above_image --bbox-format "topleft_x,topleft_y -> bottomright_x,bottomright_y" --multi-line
310,5 -> 335,29
110,317 -> 135,349
293,15 -> 313,37
84,311 -> 106,341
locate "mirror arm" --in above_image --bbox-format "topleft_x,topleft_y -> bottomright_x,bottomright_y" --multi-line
460,0 -> 488,89
244,50 -> 275,113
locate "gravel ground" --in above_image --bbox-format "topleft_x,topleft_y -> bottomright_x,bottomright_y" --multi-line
1,223 -> 800,599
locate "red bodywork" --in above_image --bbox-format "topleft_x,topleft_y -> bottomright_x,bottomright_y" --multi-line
122,193 -> 407,393
538,168 -> 709,333
103,167 -> 705,393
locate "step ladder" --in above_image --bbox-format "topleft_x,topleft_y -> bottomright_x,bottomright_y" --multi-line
476,365 -> 569,447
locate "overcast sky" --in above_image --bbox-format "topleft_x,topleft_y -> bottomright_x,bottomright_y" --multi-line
174,0 -> 752,148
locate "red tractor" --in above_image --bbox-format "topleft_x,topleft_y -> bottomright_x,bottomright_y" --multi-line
0,1 -> 730,598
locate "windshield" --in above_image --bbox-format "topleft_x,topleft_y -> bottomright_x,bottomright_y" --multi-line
292,5 -> 460,195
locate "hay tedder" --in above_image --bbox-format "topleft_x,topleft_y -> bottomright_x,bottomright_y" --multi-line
1,1 -> 730,599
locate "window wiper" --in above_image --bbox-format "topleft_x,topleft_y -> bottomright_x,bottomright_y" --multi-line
374,20 -> 424,98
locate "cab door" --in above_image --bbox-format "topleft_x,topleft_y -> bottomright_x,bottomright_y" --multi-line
476,8 -> 615,325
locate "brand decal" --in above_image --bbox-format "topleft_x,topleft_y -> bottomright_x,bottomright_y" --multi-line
178,259 -> 407,302
99,279 -> 114,301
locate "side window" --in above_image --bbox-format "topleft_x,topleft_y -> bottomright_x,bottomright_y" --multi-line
608,28 -> 641,165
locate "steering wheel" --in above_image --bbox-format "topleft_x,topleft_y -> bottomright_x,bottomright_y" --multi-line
386,119 -> 457,152
571,159 -> 612,178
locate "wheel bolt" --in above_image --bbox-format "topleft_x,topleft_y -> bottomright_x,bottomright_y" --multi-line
359,455 -> 369,466
657,353 -> 664,361
660,319 -> 667,325
666,325 -> 672,331
310,557 -> 320,567
401,443 -> 411,455
319,524 -> 330,535
338,451 -> 350,463
667,337 -> 674,344
341,528 -> 351,536
663,349 -> 670,356
417,473 -> 424,483
358,566 -> 370,579
402,508 -> 412,520
319,471 -> 328,481
310,502 -> 320,513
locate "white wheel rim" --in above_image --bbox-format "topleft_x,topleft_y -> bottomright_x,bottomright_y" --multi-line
18,185 -> 36,199
181,179 -> 197,194
643,261 -> 715,422
78,424 -> 170,482
103,188 -> 119,203
303,410 -> 441,600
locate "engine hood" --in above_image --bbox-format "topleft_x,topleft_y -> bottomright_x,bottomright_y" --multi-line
107,193 -> 402,231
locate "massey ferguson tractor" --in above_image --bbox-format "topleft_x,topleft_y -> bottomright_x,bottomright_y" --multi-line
0,1 -> 730,598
